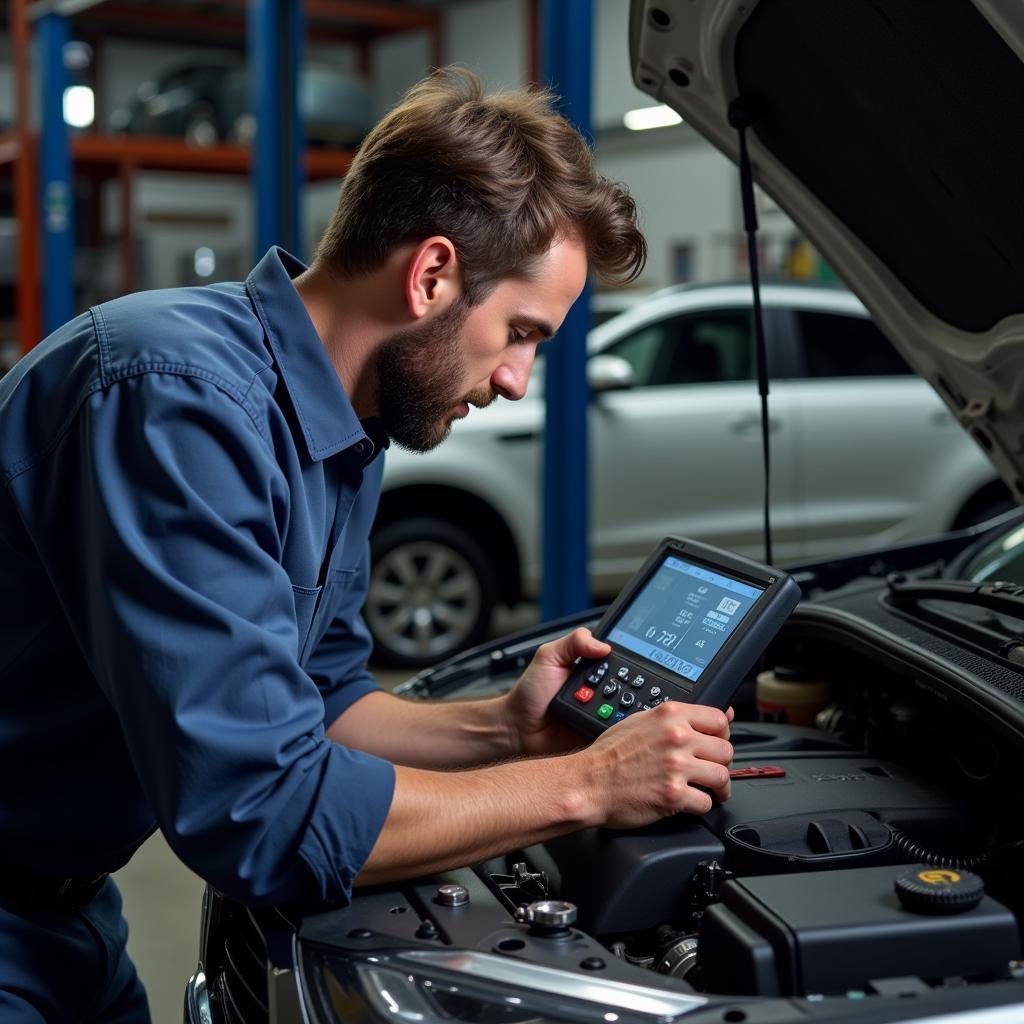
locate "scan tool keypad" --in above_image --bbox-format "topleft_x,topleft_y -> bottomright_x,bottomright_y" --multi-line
572,656 -> 692,724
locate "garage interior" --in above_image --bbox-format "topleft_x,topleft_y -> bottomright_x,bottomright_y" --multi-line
6,2 -> 1007,1021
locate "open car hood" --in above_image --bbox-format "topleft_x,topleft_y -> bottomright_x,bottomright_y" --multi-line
630,0 -> 1024,503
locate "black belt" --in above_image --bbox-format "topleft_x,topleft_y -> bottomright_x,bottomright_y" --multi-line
0,861 -> 108,910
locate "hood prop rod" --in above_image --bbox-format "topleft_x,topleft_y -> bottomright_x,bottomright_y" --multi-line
729,97 -> 772,566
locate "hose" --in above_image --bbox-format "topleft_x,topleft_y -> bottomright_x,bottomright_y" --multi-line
888,826 -> 993,873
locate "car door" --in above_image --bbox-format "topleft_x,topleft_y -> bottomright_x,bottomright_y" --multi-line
589,304 -> 800,595
785,306 -> 971,558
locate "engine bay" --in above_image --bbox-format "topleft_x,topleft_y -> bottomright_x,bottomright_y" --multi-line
399,613 -> 1024,1005
211,596 -> 1024,1022
500,620 -> 1024,1001
523,741 -> 1022,998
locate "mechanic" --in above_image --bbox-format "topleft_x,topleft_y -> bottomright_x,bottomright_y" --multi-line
0,68 -> 734,1022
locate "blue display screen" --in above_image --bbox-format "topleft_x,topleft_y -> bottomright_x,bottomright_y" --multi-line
606,555 -> 764,682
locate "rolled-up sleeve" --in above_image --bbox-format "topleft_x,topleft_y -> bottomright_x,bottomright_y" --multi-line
23,369 -> 394,906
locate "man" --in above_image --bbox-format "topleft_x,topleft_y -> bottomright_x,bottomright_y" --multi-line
0,69 -> 733,1021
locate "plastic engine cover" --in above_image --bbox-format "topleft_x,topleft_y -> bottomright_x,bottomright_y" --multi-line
698,864 -> 1020,996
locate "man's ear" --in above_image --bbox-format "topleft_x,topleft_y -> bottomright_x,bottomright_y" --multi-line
405,237 -> 461,319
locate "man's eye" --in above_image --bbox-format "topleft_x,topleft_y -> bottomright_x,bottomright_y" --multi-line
509,329 -> 531,344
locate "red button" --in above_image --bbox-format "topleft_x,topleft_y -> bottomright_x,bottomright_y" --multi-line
729,765 -> 786,780
574,686 -> 595,704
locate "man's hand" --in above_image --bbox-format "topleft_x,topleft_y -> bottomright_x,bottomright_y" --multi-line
357,688 -> 735,887
575,701 -> 734,828
503,628 -> 612,757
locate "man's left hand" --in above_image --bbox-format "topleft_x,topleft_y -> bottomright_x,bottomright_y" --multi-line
503,628 -> 612,757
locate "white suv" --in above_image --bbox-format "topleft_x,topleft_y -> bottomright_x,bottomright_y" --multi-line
367,283 -> 1010,666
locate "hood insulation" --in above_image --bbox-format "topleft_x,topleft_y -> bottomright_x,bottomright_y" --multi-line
735,0 -> 1024,333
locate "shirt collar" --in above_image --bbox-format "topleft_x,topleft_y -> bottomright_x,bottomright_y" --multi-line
246,247 -> 388,464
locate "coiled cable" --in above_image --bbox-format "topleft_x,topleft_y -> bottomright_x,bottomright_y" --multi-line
888,826 -> 993,873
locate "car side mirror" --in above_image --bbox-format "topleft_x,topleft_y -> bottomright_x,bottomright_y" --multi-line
587,354 -> 635,393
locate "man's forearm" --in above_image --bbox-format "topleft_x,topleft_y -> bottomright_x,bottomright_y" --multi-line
326,690 -> 521,769
354,700 -> 735,888
354,756 -> 591,886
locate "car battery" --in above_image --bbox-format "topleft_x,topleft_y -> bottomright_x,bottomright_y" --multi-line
698,864 -> 1020,996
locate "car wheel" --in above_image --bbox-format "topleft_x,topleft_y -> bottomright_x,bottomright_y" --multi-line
184,104 -> 220,147
367,519 -> 496,668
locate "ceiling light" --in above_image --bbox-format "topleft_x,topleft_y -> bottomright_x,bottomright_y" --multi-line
63,85 -> 94,128
623,104 -> 682,131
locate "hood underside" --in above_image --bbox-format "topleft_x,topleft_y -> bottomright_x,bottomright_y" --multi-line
631,0 -> 1024,499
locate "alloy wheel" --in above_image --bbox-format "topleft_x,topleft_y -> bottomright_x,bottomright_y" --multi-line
366,540 -> 484,662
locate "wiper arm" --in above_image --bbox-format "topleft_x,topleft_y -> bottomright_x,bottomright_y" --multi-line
886,574 -> 1024,665
887,575 -> 1024,617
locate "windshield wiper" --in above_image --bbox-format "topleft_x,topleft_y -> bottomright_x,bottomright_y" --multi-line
886,574 -> 1024,665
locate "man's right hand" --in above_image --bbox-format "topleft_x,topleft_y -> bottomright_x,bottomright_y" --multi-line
574,702 -> 733,830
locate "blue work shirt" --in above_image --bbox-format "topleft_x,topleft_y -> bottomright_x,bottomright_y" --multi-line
0,248 -> 395,906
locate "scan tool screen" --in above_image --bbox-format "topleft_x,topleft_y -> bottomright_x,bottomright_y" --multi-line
606,555 -> 765,682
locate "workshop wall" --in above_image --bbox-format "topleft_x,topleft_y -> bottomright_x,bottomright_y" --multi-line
444,0 -> 527,90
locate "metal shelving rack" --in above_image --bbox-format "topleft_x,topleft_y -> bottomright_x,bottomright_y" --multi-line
2,0 -> 443,353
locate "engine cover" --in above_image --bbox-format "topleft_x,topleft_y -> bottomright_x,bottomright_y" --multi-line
698,864 -> 1020,996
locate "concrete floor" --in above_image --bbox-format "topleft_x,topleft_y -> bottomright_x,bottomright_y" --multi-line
113,832 -> 206,1024
114,667 -> 413,1024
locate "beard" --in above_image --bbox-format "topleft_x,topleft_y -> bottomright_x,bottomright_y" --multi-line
375,299 -> 494,452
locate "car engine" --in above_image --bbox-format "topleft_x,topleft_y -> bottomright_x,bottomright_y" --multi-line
195,590 -> 1024,1022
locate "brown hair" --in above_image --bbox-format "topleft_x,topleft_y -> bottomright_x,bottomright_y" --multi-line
314,67 -> 646,304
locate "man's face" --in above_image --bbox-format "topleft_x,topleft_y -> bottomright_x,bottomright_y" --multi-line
376,236 -> 589,452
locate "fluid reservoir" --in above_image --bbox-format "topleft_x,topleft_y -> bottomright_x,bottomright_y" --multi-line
756,664 -> 830,727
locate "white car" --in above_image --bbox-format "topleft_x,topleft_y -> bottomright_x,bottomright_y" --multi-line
367,282 -> 1009,666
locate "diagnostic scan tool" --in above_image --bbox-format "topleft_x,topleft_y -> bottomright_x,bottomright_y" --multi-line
552,537 -> 801,738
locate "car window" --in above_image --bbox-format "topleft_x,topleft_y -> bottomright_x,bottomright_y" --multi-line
960,521 -> 1024,584
604,310 -> 754,386
797,310 -> 911,377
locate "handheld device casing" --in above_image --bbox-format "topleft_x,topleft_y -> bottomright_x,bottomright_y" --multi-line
552,537 -> 802,739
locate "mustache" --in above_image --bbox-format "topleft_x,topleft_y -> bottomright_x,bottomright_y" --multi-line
464,389 -> 497,409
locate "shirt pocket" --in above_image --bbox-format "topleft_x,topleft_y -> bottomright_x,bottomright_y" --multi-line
299,568 -> 360,663
290,583 -> 322,661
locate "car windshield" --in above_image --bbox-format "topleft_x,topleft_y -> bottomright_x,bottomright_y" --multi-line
959,520 -> 1024,583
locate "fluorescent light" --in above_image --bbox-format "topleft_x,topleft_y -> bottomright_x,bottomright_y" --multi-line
63,85 -> 94,128
623,104 -> 682,131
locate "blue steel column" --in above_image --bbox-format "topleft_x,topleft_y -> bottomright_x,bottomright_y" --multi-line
249,0 -> 304,258
38,14 -> 74,334
540,0 -> 593,620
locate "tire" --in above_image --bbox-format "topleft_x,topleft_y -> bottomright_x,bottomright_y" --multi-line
367,519 -> 497,668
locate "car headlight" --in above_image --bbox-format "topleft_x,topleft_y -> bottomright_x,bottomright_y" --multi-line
303,947 -> 707,1024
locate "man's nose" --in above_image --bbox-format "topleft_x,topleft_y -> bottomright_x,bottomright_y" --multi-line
492,345 -> 537,402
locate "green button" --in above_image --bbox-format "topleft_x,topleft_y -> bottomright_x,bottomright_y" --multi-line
597,703 -> 614,719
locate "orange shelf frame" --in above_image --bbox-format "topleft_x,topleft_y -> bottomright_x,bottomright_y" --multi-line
69,135 -> 354,181
7,0 -> 441,353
